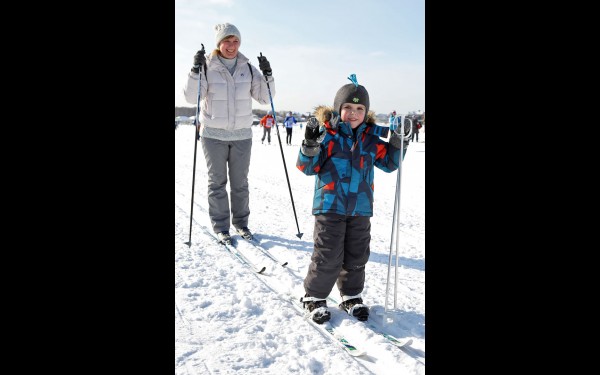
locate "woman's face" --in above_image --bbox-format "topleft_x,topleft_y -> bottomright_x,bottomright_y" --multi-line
218,36 -> 240,59
340,103 -> 366,129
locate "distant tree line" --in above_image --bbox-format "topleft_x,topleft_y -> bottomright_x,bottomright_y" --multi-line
175,107 -> 196,117
177,107 -> 422,125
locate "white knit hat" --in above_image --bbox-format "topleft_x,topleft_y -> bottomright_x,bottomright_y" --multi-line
214,23 -> 241,48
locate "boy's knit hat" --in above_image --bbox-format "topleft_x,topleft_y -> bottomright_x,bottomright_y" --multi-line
214,23 -> 241,47
333,83 -> 370,115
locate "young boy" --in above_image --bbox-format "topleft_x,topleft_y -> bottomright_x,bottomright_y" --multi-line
296,75 -> 409,324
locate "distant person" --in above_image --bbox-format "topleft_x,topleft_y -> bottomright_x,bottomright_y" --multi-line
259,110 -> 275,145
411,118 -> 420,142
183,22 -> 275,244
283,111 -> 297,145
296,74 -> 409,324
389,110 -> 398,132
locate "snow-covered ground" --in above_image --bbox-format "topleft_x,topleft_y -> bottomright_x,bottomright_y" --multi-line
175,123 -> 425,374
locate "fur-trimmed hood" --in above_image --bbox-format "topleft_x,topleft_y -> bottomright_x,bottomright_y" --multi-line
312,105 -> 377,126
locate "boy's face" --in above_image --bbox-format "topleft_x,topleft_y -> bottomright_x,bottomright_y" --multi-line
340,103 -> 366,129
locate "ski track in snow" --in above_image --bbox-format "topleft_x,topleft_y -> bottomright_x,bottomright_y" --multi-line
175,124 -> 425,374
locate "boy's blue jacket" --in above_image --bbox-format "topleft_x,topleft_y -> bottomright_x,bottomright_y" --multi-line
296,105 -> 404,217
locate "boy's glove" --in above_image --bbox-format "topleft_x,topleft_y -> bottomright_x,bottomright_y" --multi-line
389,122 -> 411,150
257,53 -> 272,76
301,117 -> 322,156
192,48 -> 206,74
403,118 -> 413,137
304,117 -> 321,145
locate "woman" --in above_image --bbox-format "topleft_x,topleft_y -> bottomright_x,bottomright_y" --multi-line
183,23 -> 275,244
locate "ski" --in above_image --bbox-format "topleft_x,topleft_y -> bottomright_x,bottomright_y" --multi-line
326,296 -> 412,348
200,226 -> 266,274
238,235 -> 289,267
377,332 -> 413,348
323,324 -> 366,357
217,230 -> 408,350
286,295 -> 366,357
228,233 -> 405,352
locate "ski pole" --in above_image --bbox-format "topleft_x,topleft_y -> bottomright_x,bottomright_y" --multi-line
258,52 -> 303,239
385,115 -> 400,311
186,44 -> 205,247
384,116 -> 411,312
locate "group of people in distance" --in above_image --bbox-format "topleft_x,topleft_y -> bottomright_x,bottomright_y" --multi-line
257,110 -> 298,146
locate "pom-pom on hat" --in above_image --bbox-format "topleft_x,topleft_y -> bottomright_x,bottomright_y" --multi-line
333,74 -> 369,115
214,23 -> 241,48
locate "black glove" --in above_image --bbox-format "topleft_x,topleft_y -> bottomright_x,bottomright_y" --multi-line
192,49 -> 206,74
257,53 -> 272,76
389,121 -> 410,150
402,118 -> 412,138
304,117 -> 321,144
301,117 -> 321,156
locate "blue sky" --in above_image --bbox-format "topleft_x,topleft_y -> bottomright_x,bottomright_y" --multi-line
175,0 -> 424,116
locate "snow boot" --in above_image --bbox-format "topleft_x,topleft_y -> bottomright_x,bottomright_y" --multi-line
217,231 -> 232,245
236,227 -> 254,241
300,294 -> 331,324
339,294 -> 369,321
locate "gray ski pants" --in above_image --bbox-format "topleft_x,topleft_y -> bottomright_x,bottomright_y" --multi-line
304,214 -> 371,299
200,137 -> 252,233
